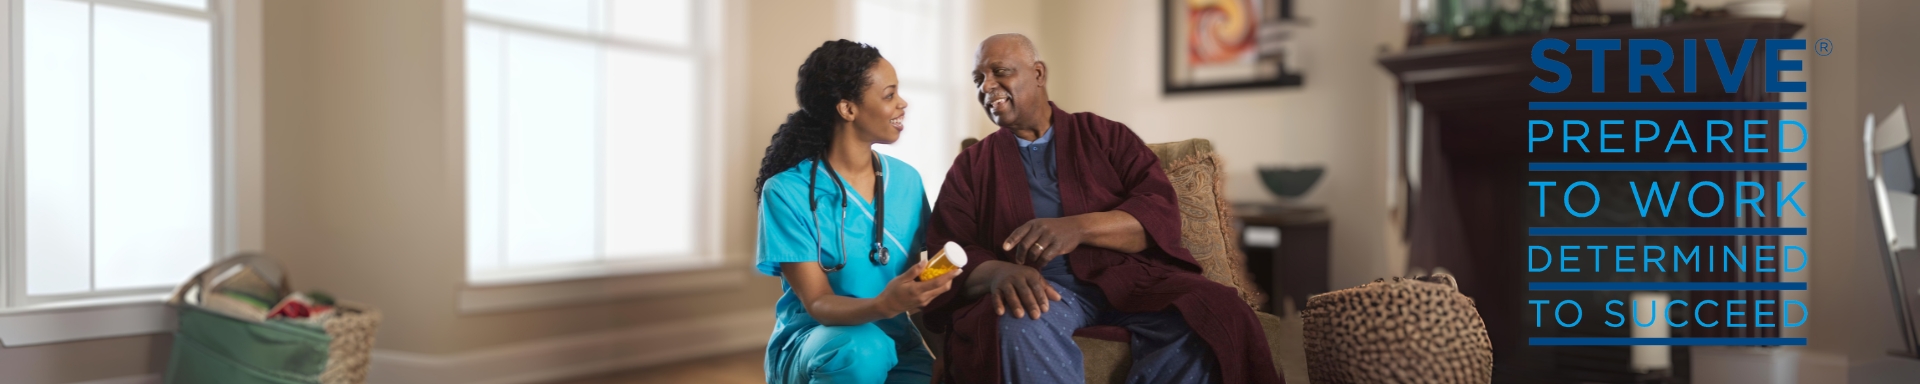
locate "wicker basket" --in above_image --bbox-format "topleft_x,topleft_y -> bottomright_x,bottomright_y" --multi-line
1301,273 -> 1493,384
318,301 -> 381,383
165,254 -> 382,384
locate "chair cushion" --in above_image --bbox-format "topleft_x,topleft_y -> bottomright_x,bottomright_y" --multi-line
1145,139 -> 1268,311
1074,336 -> 1132,384
1301,274 -> 1493,384
1075,312 -> 1296,384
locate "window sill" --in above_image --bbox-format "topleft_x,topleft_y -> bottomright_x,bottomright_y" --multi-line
0,294 -> 173,347
460,256 -> 747,314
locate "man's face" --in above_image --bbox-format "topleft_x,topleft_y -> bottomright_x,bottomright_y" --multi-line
971,40 -> 1044,128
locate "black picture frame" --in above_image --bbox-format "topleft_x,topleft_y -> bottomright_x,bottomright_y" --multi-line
1162,0 -> 1302,94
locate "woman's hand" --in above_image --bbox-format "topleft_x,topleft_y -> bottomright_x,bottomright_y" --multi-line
876,260 -> 960,316
783,261 -> 953,326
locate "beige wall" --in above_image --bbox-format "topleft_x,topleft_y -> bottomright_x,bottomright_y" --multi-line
1029,0 -> 1405,289
260,0 -> 792,356
0,334 -> 171,383
1804,0 -> 1920,366
1805,0 -> 1864,363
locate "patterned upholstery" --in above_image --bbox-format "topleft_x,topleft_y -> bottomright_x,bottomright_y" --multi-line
1145,139 -> 1269,311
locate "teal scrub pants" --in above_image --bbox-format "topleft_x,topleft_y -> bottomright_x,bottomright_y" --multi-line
775,322 -> 933,383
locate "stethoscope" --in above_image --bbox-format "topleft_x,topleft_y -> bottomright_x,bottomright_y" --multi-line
808,152 -> 889,273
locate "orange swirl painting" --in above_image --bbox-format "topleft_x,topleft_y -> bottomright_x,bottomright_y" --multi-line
1186,0 -> 1259,65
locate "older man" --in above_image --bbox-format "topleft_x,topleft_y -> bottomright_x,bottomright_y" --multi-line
922,34 -> 1281,384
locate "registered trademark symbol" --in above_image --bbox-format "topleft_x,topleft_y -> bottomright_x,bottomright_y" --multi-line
1816,38 -> 1833,56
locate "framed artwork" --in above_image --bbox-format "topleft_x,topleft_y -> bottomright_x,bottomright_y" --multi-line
1163,0 -> 1302,93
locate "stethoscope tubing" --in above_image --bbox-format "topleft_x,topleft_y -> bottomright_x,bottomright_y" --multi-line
806,153 -> 891,274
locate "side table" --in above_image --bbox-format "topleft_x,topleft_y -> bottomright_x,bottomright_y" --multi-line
1233,203 -> 1331,313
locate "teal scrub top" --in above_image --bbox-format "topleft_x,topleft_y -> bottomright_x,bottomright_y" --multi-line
755,153 -> 932,358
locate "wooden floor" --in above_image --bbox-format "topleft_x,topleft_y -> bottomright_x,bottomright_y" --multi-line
548,311 -> 1309,384
553,351 -> 764,384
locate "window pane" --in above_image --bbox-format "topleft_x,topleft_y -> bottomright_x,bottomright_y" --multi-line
871,90 -> 950,199
602,50 -> 696,259
468,0 -> 600,34
503,32 -> 599,267
607,0 -> 689,46
92,6 -> 214,290
854,0 -> 937,81
132,0 -> 205,11
466,25 -> 506,273
23,0 -> 94,295
859,0 -> 953,200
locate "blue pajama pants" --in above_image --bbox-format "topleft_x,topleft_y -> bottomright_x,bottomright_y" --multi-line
773,319 -> 933,384
998,257 -> 1219,383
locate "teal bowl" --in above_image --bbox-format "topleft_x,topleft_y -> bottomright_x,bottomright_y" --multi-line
1257,167 -> 1324,199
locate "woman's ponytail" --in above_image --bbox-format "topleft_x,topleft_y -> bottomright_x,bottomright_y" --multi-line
756,109 -> 833,196
754,40 -> 883,197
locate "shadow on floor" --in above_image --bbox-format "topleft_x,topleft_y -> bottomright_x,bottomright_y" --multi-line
553,351 -> 763,384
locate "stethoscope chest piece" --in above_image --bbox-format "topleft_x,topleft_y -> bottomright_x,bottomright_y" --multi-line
869,243 -> 889,267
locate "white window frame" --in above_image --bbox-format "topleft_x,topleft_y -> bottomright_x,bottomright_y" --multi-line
456,0 -> 732,291
843,0 -> 973,201
0,0 -> 260,347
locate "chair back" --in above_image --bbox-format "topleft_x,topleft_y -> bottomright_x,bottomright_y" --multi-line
1145,139 -> 1268,310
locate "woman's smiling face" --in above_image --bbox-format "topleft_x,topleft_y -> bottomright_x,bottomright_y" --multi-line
845,58 -> 908,144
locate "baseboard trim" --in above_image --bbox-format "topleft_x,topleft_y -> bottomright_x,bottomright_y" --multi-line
459,268 -> 747,314
70,374 -> 159,384
366,309 -> 771,384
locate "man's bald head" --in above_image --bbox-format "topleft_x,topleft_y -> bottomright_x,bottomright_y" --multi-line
978,33 -> 1039,63
972,33 -> 1049,131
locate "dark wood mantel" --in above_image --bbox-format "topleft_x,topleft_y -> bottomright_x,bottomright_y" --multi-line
1378,19 -> 1803,384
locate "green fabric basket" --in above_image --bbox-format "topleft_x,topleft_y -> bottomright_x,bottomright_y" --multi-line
165,305 -> 332,384
162,254 -> 372,384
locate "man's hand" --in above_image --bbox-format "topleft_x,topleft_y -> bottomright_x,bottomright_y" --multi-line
1003,217 -> 1086,267
967,260 -> 1061,319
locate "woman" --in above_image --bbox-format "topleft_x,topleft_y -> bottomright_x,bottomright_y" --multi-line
755,39 -> 957,383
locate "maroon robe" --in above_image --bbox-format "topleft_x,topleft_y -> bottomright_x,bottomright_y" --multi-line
925,102 -> 1282,383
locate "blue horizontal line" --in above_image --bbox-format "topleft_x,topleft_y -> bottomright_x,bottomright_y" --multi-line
1529,282 -> 1807,291
1528,101 -> 1808,111
1529,227 -> 1807,236
1529,337 -> 1807,346
1529,162 -> 1807,171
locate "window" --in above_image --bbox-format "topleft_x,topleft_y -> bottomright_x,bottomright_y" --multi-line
464,0 -> 723,284
854,0 -> 969,199
5,0 -> 230,309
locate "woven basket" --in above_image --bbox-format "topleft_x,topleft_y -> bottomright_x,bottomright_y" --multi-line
1301,273 -> 1492,384
166,254 -> 382,384
318,302 -> 381,383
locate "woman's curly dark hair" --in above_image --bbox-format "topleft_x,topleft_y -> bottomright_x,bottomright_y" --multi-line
755,39 -> 883,197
